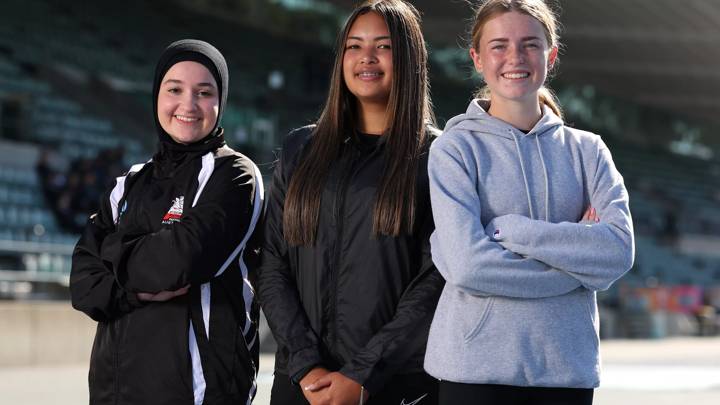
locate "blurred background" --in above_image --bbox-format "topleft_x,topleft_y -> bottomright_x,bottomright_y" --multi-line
0,0 -> 719,404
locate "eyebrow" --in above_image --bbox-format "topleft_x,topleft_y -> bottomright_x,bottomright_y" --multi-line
488,36 -> 542,42
347,35 -> 391,41
162,79 -> 216,87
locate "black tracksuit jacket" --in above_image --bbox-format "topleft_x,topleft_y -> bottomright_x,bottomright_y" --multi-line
258,126 -> 445,395
70,146 -> 263,405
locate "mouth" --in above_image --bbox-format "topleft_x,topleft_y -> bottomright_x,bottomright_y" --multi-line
356,71 -> 384,80
501,72 -> 530,79
174,114 -> 201,123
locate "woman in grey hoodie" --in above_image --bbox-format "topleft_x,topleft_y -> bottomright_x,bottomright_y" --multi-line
424,1 -> 634,404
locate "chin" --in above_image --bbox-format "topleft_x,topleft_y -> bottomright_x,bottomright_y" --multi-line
170,133 -> 202,144
356,93 -> 390,105
497,88 -> 539,101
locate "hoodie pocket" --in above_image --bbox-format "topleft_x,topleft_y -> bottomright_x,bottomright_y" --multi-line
464,296 -> 495,343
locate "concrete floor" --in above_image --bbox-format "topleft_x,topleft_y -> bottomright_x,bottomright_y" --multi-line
2,337 -> 719,404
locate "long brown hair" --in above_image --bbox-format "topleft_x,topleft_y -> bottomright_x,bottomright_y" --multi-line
471,0 -> 563,118
283,0 -> 434,246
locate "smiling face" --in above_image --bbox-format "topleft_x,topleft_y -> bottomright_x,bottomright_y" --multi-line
157,61 -> 219,144
470,10 -> 558,109
342,11 -> 393,110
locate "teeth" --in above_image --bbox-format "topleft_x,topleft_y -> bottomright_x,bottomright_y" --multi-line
175,115 -> 199,122
503,72 -> 529,79
358,72 -> 382,77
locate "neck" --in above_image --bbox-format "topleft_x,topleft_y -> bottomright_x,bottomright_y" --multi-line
488,96 -> 542,132
357,101 -> 388,135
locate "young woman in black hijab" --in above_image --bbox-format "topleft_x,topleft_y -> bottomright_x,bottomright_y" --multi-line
70,39 -> 263,405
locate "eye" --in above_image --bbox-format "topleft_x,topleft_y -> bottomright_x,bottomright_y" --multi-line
198,90 -> 214,97
525,43 -> 540,49
378,43 -> 392,50
491,45 -> 506,50
345,44 -> 360,50
167,87 -> 181,94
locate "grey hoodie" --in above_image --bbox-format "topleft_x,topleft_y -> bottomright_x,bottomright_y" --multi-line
424,100 -> 634,388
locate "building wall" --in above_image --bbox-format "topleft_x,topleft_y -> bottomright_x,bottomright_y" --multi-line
0,301 -> 94,366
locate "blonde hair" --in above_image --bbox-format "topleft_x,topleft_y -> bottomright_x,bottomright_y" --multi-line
470,0 -> 563,118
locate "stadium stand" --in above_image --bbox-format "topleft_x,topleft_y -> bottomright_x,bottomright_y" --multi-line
0,0 -> 718,336
0,0 -> 332,298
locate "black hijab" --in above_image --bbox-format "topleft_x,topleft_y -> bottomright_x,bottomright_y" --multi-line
152,39 -> 229,177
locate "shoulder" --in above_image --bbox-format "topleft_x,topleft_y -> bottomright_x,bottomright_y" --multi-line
430,125 -> 473,160
266,125 -> 316,180
559,125 -> 605,150
125,161 -> 149,175
113,161 -> 150,185
282,125 -> 315,161
210,147 -> 262,190
112,160 -> 151,192
556,126 -> 616,170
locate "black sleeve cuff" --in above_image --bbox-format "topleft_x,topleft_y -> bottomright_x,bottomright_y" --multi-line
291,363 -> 321,385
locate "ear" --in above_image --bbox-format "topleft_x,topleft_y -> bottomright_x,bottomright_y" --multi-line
469,47 -> 483,74
547,45 -> 559,70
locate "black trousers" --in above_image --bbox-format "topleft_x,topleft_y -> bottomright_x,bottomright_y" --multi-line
439,381 -> 593,405
271,372 -> 438,405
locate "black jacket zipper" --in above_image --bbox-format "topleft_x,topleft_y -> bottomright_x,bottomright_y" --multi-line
327,143 -> 362,350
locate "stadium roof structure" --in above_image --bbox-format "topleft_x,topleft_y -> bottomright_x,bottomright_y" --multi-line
325,0 -> 720,126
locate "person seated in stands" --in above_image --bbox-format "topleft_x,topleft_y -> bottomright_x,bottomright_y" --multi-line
36,147 -> 127,234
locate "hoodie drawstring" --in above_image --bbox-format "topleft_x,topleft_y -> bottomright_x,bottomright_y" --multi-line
512,132 -> 551,222
512,132 -> 535,220
536,135 -> 551,222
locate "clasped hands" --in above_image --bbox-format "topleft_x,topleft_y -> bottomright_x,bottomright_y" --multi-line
300,367 -> 368,405
136,285 -> 190,302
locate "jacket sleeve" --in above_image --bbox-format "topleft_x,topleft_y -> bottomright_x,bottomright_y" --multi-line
338,208 -> 444,395
256,132 -> 323,383
70,188 -> 143,322
428,137 -> 583,299
100,158 -> 262,293
484,138 -> 635,291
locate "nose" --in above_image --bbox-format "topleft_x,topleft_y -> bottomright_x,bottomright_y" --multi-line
360,48 -> 378,64
180,91 -> 199,110
508,44 -> 526,64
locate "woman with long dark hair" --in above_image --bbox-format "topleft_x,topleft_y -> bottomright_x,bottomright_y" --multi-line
258,1 -> 443,404
70,40 -> 263,405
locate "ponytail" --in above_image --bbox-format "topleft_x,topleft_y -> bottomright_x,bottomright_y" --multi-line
538,86 -> 563,119
473,86 -> 490,100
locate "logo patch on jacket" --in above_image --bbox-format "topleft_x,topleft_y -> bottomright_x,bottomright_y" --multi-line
162,196 -> 184,225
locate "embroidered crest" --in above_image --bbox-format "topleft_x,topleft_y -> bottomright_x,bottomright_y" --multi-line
162,196 -> 184,225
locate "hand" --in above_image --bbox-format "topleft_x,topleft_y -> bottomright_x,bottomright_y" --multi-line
580,206 -> 600,223
306,372 -> 368,405
300,367 -> 332,404
137,285 -> 190,302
